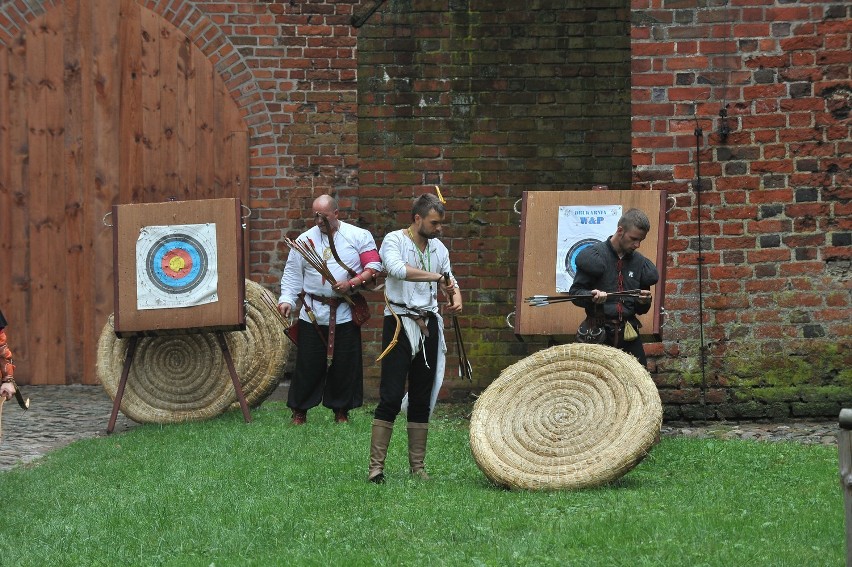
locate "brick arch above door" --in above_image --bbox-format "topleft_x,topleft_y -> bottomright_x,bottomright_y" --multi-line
0,0 -> 272,385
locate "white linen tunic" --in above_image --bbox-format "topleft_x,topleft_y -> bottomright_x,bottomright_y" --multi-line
380,229 -> 453,316
380,229 -> 455,415
278,221 -> 381,325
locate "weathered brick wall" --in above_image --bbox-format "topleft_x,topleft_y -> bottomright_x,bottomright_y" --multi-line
355,0 -> 634,396
631,0 -> 851,419
356,0 -> 851,417
184,0 -> 363,291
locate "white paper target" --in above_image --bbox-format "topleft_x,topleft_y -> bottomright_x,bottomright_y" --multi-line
555,205 -> 621,292
136,223 -> 219,310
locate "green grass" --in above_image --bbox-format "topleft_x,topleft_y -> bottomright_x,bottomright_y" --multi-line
0,402 -> 843,566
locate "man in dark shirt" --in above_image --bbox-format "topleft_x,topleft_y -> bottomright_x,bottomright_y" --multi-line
568,208 -> 659,366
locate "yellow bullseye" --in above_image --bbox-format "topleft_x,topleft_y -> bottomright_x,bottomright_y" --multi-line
168,256 -> 186,273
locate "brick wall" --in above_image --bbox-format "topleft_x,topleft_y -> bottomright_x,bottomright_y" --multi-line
195,0 -> 363,291
631,0 -> 851,419
356,0 -> 851,417
355,0 -> 634,396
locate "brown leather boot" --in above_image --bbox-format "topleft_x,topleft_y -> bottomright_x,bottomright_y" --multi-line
407,422 -> 430,480
368,419 -> 394,483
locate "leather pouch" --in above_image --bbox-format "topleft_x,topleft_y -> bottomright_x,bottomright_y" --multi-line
350,293 -> 371,327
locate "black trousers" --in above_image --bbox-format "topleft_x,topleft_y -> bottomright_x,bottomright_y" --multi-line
619,336 -> 647,367
374,315 -> 439,424
287,319 -> 364,412
607,320 -> 647,366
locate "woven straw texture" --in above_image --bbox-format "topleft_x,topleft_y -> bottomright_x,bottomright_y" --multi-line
228,280 -> 291,410
469,343 -> 662,490
97,280 -> 290,423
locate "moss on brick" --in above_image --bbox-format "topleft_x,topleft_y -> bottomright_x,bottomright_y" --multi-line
722,342 -> 848,388
791,401 -> 842,418
731,387 -> 801,403
658,341 -> 850,419
731,385 -> 852,406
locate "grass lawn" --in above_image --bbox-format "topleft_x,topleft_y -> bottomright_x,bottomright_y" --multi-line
0,402 -> 843,566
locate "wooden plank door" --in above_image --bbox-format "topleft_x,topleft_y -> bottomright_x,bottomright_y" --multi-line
0,0 -> 250,385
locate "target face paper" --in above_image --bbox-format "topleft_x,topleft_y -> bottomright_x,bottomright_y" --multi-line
136,224 -> 219,310
555,205 -> 621,292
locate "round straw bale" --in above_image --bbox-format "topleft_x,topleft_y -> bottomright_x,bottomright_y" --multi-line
227,279 -> 291,410
469,343 -> 661,490
97,280 -> 290,423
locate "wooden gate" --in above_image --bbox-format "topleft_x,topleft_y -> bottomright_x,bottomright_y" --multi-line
0,0 -> 249,385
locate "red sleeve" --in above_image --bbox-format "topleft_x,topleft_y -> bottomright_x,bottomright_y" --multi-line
360,249 -> 381,266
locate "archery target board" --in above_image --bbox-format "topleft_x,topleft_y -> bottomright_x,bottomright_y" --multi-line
515,190 -> 668,339
113,198 -> 246,337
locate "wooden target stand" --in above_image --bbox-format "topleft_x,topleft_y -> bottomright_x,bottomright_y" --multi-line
106,198 -> 250,433
514,190 -> 669,340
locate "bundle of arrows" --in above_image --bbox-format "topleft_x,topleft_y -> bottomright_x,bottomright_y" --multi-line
283,237 -> 354,306
444,273 -> 472,382
525,289 -> 644,307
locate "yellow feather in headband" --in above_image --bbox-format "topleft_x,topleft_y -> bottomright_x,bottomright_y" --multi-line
434,185 -> 446,204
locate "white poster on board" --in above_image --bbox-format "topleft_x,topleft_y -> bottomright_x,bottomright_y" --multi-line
136,223 -> 219,310
555,205 -> 622,292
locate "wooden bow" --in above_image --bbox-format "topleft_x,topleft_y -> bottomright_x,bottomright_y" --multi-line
319,214 -> 379,292
375,291 -> 401,362
319,215 -> 358,278
13,382 -> 28,410
258,287 -> 296,339
0,381 -> 29,444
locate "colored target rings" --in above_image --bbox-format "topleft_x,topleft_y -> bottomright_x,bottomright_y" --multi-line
564,238 -> 599,278
146,234 -> 209,294
135,223 -> 219,310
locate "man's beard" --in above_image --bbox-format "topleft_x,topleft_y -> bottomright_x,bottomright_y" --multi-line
418,226 -> 437,240
612,237 -> 631,257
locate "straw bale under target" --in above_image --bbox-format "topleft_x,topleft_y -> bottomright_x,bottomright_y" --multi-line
469,343 -> 662,490
97,280 -> 290,423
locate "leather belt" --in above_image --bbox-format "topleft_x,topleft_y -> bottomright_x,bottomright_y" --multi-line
388,300 -> 433,318
309,294 -> 341,366
388,301 -> 434,337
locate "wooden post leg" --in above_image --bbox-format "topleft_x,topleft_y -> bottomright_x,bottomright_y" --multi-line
839,409 -> 852,567
107,336 -> 138,434
216,331 -> 251,423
